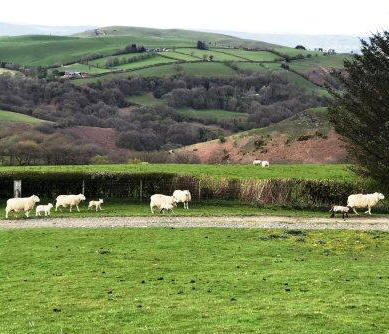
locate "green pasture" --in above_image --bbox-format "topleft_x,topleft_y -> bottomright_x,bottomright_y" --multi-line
161,51 -> 199,61
0,109 -> 45,124
88,52 -> 157,67
290,54 -> 348,73
127,94 -> 165,106
177,48 -> 242,61
114,55 -> 177,70
53,63 -> 111,74
177,107 -> 248,121
0,228 -> 387,333
0,163 -> 355,181
218,49 -> 281,61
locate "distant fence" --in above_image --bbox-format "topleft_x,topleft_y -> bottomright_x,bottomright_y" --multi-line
0,171 -> 382,210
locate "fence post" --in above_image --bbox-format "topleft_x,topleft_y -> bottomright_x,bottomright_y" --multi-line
14,180 -> 22,198
140,179 -> 143,201
82,180 -> 85,195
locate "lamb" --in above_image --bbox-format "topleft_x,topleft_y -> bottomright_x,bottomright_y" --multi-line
330,205 -> 351,219
173,190 -> 192,209
5,195 -> 40,219
261,160 -> 270,168
88,199 -> 104,211
253,160 -> 262,165
36,203 -> 53,217
150,194 -> 177,214
55,194 -> 86,212
347,192 -> 385,215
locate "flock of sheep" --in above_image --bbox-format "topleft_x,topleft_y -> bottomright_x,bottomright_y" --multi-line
4,190 -> 192,219
3,185 -> 385,219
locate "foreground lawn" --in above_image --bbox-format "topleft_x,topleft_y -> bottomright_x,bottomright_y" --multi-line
0,163 -> 355,181
0,228 -> 387,333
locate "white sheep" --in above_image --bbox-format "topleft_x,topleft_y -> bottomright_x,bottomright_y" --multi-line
347,192 -> 385,215
173,190 -> 192,209
329,205 -> 350,219
5,195 -> 40,218
253,160 -> 262,165
88,199 -> 104,211
261,161 -> 270,168
36,203 -> 54,217
55,194 -> 86,212
150,194 -> 177,214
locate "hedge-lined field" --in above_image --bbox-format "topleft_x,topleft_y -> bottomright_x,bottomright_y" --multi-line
0,228 -> 388,333
0,164 -> 355,181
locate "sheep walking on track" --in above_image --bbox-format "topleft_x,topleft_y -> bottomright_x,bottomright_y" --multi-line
88,199 -> 104,211
173,190 -> 192,209
6,195 -> 40,219
253,160 -> 262,165
55,194 -> 86,212
36,203 -> 53,217
330,205 -> 350,219
150,194 -> 177,214
347,193 -> 385,215
261,160 -> 270,168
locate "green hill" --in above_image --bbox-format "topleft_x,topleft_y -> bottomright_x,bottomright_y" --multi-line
0,109 -> 46,124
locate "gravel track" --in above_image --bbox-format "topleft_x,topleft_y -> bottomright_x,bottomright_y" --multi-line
1,216 -> 389,231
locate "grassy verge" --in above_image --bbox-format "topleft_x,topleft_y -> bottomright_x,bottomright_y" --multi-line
0,163 -> 355,181
0,228 -> 387,333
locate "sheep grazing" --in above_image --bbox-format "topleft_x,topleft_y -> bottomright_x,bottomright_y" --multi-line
5,195 -> 40,219
150,194 -> 177,214
330,205 -> 350,219
173,190 -> 192,209
36,203 -> 53,217
253,160 -> 262,165
88,199 -> 104,211
347,192 -> 385,215
261,160 -> 270,168
55,194 -> 86,212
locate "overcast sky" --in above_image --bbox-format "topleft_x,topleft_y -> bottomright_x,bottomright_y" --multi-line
1,0 -> 388,35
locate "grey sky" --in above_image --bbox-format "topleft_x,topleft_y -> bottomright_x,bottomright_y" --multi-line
1,0 -> 388,35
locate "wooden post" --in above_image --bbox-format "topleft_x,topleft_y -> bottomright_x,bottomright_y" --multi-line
14,180 -> 22,198
140,179 -> 143,201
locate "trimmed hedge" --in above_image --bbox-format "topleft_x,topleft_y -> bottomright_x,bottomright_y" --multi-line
0,171 -> 384,210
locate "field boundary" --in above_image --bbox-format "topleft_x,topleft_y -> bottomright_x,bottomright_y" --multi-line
1,215 -> 389,231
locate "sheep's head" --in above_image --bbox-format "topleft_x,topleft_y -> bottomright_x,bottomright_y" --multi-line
48,203 -> 53,208
99,199 -> 104,203
376,193 -> 385,200
79,194 -> 86,201
32,195 -> 40,203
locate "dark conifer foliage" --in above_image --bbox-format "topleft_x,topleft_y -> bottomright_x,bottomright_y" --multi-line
329,31 -> 389,185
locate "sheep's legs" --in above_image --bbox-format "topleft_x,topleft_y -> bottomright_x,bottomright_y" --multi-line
365,207 -> 372,215
69,205 -> 72,212
76,205 -> 80,212
25,211 -> 29,218
352,208 -> 359,215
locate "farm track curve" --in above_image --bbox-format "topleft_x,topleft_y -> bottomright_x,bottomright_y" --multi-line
1,216 -> 389,231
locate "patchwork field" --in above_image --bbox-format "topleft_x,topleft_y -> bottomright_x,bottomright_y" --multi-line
54,63 -> 111,74
0,228 -> 387,333
114,55 -> 177,70
176,48 -> 243,61
218,49 -> 282,61
0,163 -> 354,181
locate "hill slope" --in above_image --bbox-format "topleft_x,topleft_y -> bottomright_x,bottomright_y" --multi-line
179,108 -> 347,164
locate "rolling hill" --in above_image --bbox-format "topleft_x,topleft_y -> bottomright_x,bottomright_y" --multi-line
178,108 -> 347,164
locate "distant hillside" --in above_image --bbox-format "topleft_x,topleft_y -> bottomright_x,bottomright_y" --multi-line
0,22 -> 93,36
179,108 -> 347,164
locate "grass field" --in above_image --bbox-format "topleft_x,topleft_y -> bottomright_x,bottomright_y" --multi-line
127,94 -> 165,106
161,51 -> 199,61
176,48 -> 243,61
87,52 -> 156,67
114,55 -> 177,70
218,49 -> 281,62
0,200 -> 333,220
0,163 -> 355,181
53,63 -> 111,74
177,107 -> 248,121
130,62 -> 237,77
290,54 -> 348,73
0,228 -> 387,333
0,109 -> 45,124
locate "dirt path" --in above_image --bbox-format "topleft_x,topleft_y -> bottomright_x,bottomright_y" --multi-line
1,216 -> 389,231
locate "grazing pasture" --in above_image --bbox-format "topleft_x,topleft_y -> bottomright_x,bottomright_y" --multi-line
0,163 -> 355,181
0,109 -> 46,124
177,107 -> 248,121
0,228 -> 387,333
53,63 -> 111,74
218,49 -> 281,61
176,48 -> 243,61
113,55 -> 177,70
127,94 -> 165,106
